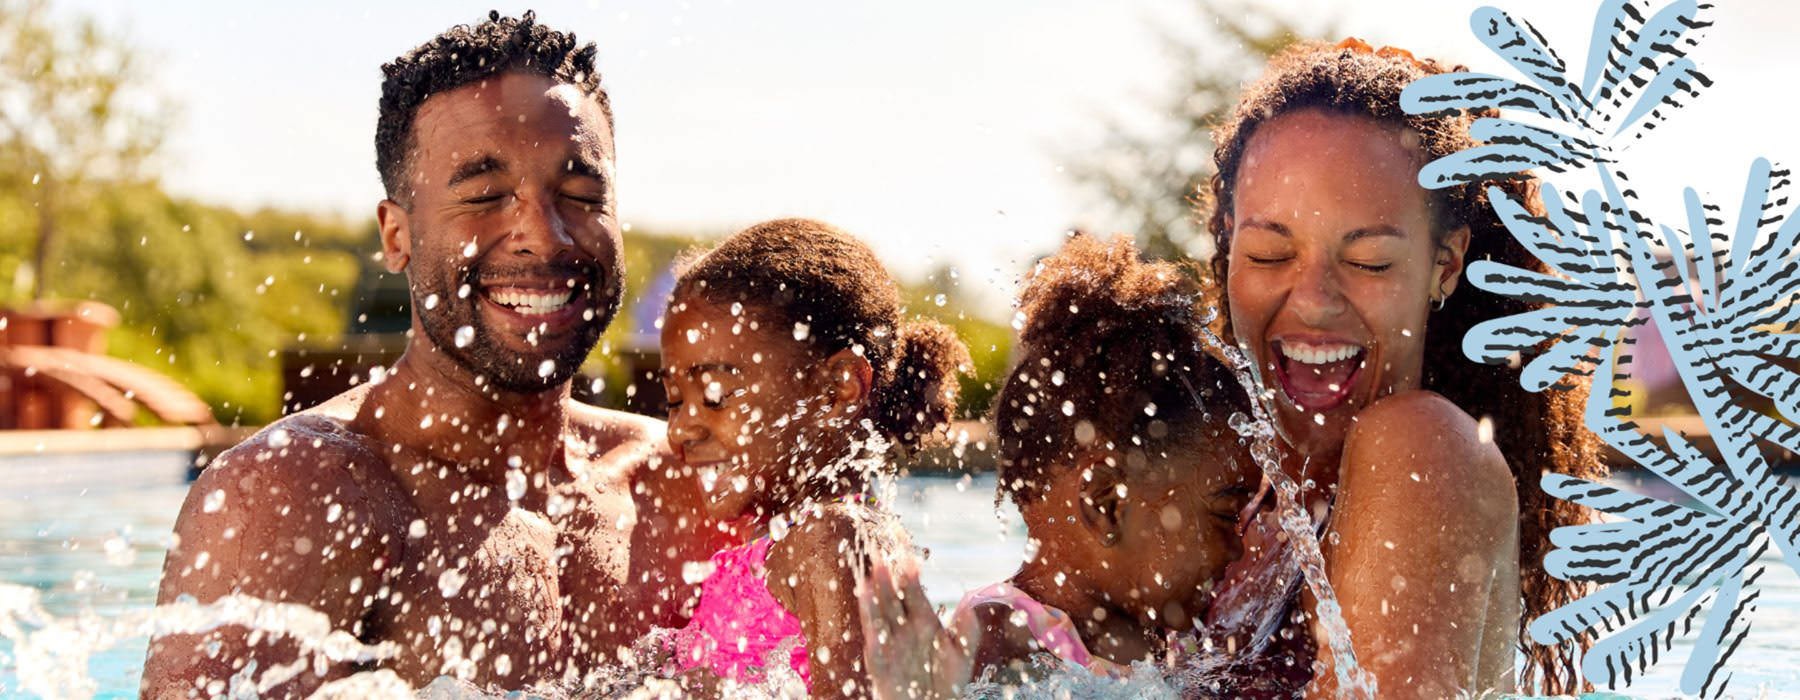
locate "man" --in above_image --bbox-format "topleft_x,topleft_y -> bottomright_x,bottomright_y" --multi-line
142,12 -> 713,697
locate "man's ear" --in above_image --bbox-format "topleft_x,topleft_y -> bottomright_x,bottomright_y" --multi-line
1433,224 -> 1471,300
1075,451 -> 1126,549
376,199 -> 412,273
820,347 -> 874,415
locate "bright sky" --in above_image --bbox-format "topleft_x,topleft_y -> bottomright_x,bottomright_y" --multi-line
60,0 -> 1800,315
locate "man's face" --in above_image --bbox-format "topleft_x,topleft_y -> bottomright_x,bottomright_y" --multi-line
380,71 -> 623,393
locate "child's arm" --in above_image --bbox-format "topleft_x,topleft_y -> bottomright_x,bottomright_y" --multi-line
857,556 -> 969,700
767,507 -> 874,698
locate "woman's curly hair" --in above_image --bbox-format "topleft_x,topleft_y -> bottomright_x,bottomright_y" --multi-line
1199,40 -> 1604,694
993,233 -> 1248,508
673,218 -> 971,456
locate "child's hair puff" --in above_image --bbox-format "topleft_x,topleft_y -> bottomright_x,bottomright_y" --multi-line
994,233 -> 1247,506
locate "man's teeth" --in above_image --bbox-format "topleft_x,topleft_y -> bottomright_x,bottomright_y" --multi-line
1279,342 -> 1362,365
487,288 -> 575,315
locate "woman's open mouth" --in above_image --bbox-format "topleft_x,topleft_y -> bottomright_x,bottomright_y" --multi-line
1270,339 -> 1366,413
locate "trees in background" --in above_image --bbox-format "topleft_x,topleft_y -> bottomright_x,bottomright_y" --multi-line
1063,0 -> 1318,262
0,0 -> 365,425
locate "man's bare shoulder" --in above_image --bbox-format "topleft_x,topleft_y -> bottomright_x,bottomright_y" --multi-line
565,400 -> 671,479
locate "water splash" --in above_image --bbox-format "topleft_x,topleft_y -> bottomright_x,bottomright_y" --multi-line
0,583 -> 398,699
1189,322 -> 1378,698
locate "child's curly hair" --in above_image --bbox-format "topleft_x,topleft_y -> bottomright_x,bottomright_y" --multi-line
673,218 -> 971,454
1200,40 -> 1604,694
993,233 -> 1248,507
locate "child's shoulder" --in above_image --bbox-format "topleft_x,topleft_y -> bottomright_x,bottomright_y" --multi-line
772,500 -> 902,556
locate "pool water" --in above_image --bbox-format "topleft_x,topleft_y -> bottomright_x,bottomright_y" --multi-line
2,460 -> 1797,697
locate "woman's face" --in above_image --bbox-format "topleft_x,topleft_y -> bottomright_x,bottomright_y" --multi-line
660,296 -> 826,523
1226,108 -> 1466,457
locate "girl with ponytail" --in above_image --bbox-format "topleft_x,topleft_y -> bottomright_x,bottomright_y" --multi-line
659,218 -> 970,697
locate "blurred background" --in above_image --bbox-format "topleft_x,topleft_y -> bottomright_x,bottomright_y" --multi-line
2,0 -> 1795,435
7,2 -> 1800,695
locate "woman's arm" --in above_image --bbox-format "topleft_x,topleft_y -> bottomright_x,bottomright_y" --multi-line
1308,391 -> 1519,698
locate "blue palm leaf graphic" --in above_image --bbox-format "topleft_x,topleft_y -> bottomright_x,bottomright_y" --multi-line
1405,2 -> 1791,694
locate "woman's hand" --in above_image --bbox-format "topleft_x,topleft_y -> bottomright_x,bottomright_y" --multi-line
856,555 -> 972,700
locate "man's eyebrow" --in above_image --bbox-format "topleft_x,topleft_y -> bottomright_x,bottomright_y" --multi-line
1342,225 -> 1406,243
1238,217 -> 1290,236
563,155 -> 607,182
447,155 -> 506,188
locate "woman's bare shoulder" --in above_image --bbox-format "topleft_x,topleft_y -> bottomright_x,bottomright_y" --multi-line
1340,390 -> 1515,520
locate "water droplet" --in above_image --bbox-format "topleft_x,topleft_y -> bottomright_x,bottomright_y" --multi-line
538,360 -> 556,378
1061,400 -> 1075,416
506,469 -> 527,502
769,515 -> 790,541
1050,370 -> 1065,386
458,283 -> 472,299
792,322 -> 811,341
682,560 -> 717,584
202,489 -> 226,513
1477,416 -> 1495,444
933,293 -> 947,307
267,429 -> 291,449
454,326 -> 474,348
1143,402 -> 1157,417
462,240 -> 478,257
438,568 -> 468,597
1313,413 -> 1326,425
685,328 -> 700,344
325,503 -> 343,523
423,294 -> 440,310
103,534 -> 134,566
704,382 -> 724,404
409,519 -> 428,539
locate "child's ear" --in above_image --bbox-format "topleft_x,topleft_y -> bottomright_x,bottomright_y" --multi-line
820,347 -> 874,413
1076,451 -> 1126,549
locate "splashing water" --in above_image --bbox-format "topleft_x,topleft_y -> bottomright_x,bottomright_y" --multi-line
0,583 -> 399,699
1189,320 -> 1378,698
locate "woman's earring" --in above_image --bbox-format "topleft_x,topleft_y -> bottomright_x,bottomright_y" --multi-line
1433,295 -> 1447,312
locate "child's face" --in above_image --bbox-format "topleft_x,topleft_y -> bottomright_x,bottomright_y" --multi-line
660,297 -> 826,523
1106,445 -> 1257,630
1029,431 -> 1256,632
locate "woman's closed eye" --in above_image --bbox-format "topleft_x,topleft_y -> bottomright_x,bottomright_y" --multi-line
1346,259 -> 1392,272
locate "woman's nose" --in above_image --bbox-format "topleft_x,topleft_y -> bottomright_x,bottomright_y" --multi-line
1287,256 -> 1348,326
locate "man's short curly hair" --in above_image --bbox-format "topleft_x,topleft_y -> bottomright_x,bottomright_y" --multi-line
376,10 -> 612,203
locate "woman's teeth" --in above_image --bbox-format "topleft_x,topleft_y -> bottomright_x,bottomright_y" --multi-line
1278,341 -> 1362,364
487,288 -> 575,315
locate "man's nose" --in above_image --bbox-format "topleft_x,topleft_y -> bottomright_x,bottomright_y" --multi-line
504,192 -> 576,259
1288,255 -> 1347,326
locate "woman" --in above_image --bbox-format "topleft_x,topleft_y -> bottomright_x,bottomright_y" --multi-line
1197,39 -> 1600,696
859,39 -> 1601,699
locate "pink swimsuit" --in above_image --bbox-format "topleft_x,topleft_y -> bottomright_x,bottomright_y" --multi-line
950,582 -> 1129,678
673,536 -> 812,687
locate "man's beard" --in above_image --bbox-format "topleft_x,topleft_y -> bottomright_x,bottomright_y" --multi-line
410,251 -> 622,394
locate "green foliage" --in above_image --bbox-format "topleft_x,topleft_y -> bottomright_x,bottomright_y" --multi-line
1064,0 -> 1321,262
0,0 -> 171,299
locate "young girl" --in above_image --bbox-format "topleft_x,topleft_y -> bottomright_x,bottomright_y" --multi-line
658,218 -> 971,697
860,233 -> 1258,696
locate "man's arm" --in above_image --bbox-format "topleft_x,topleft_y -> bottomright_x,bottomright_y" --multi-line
142,421 -> 399,699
